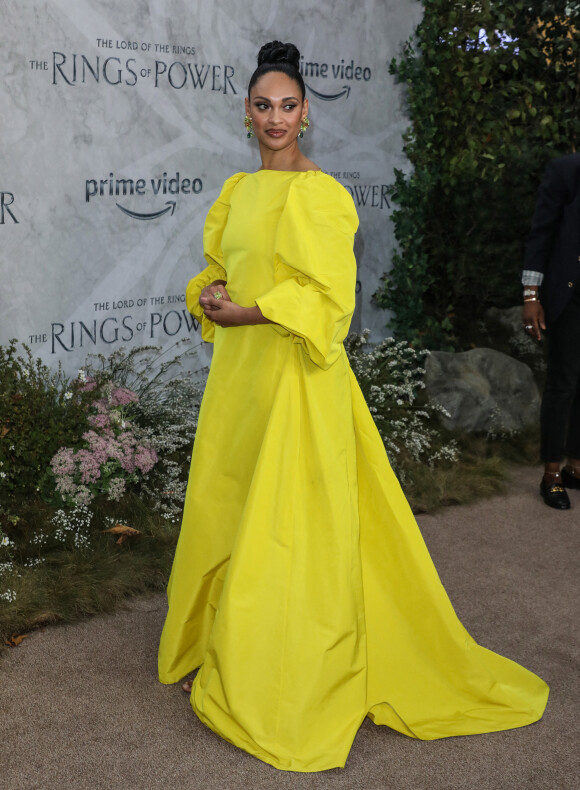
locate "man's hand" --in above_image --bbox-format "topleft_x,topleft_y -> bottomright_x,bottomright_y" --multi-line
523,299 -> 546,342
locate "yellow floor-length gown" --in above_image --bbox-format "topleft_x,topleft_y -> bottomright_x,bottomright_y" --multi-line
158,170 -> 548,772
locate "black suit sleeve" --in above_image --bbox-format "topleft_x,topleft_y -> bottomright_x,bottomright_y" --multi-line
523,158 -> 570,276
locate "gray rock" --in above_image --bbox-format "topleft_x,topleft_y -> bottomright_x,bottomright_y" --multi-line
484,306 -> 546,371
425,348 -> 540,433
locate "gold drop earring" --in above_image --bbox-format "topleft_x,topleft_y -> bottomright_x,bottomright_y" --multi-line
244,115 -> 254,138
299,116 -> 310,138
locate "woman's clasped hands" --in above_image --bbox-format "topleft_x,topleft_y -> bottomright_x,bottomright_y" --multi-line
199,281 -> 269,328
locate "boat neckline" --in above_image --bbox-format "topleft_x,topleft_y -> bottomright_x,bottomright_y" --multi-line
249,169 -> 323,174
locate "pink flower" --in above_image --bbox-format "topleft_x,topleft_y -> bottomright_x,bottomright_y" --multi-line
55,476 -> 77,496
92,398 -> 109,415
107,437 -> 126,463
118,431 -> 136,447
134,446 -> 157,474
82,431 -> 111,465
88,413 -> 111,430
120,454 -> 137,474
115,433 -> 136,471
110,387 -> 139,406
51,448 -> 75,477
76,449 -> 101,484
49,384 -> 158,507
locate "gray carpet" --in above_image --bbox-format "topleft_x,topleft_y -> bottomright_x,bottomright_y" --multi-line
1,465 -> 578,790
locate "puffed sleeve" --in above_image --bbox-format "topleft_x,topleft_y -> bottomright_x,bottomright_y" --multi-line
255,174 -> 359,370
186,173 -> 247,342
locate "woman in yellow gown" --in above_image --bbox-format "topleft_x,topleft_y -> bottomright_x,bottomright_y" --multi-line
158,41 -> 548,772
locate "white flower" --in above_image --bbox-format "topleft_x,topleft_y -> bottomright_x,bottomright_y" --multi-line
64,391 -> 73,401
78,369 -> 87,383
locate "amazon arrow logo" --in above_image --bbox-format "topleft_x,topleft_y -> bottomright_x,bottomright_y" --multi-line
116,201 -> 176,220
305,83 -> 351,101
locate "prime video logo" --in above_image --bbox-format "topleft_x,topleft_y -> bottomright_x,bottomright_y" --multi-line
85,172 -> 202,203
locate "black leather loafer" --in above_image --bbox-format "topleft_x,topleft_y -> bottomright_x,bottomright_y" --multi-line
540,478 -> 571,510
561,467 -> 580,490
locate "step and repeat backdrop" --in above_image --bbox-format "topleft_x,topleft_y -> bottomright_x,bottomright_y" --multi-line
0,0 -> 420,373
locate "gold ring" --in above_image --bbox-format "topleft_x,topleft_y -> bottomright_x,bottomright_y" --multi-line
214,292 -> 223,300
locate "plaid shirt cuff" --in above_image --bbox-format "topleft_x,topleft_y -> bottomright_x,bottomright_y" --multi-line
521,270 -> 544,286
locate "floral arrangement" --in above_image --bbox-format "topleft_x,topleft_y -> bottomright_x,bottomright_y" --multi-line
80,344 -> 203,519
0,340 -> 204,619
344,330 -> 458,476
50,375 -> 158,507
0,339 -> 203,525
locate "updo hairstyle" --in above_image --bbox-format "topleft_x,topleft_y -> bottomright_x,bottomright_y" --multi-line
247,41 -> 306,100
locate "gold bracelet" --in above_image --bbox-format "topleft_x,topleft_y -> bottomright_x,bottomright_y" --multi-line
524,297 -> 538,303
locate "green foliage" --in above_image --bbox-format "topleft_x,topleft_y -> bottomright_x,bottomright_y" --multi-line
375,0 -> 580,348
0,340 -> 203,642
0,495 -> 180,644
0,340 -> 202,535
0,340 -> 95,507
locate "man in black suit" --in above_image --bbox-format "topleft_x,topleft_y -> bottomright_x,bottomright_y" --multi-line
522,152 -> 580,509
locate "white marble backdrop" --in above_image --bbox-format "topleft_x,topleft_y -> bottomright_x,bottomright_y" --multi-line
0,0 -> 421,373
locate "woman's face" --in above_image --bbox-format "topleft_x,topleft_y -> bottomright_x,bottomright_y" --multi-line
245,71 -> 308,151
